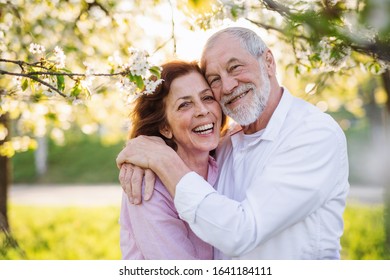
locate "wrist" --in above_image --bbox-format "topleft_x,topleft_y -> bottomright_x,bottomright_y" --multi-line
152,149 -> 190,197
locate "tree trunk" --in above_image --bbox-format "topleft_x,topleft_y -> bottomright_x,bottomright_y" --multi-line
384,111 -> 390,253
381,70 -> 390,252
0,113 -> 10,232
35,136 -> 48,177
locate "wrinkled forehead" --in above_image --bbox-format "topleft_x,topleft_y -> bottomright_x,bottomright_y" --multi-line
201,34 -> 245,71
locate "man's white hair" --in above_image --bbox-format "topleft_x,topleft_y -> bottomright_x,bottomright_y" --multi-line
200,27 -> 268,69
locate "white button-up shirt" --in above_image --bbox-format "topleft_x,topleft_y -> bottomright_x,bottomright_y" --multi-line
174,88 -> 350,259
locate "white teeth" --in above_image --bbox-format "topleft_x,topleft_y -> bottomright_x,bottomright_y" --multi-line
193,123 -> 213,133
228,92 -> 246,104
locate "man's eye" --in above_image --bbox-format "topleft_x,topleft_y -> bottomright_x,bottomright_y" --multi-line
209,77 -> 220,87
230,65 -> 241,72
203,95 -> 215,102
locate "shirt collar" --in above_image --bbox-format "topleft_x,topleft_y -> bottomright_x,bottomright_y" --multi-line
231,87 -> 294,148
261,87 -> 293,141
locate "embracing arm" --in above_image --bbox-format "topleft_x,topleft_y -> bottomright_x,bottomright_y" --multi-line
116,136 -> 191,198
174,121 -> 349,256
119,164 -> 156,204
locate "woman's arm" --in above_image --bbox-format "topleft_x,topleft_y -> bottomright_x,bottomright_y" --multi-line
119,183 -> 212,260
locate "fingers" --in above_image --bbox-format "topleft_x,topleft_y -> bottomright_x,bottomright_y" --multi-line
116,152 -> 125,169
131,166 -> 144,205
144,169 -> 156,201
119,163 -> 134,203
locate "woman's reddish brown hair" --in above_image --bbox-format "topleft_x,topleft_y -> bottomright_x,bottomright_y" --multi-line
129,60 -> 226,151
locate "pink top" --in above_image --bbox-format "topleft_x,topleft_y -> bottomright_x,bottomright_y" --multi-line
119,157 -> 218,260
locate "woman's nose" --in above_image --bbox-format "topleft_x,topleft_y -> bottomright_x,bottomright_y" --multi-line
194,102 -> 209,117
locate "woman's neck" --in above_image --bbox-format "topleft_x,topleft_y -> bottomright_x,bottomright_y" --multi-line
176,150 -> 209,180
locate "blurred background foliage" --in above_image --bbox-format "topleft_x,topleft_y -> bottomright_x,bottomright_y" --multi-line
1,0 -> 390,259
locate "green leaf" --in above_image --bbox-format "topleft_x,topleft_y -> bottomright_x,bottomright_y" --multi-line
70,85 -> 81,97
61,68 -> 72,73
57,75 -> 65,91
128,74 -> 144,90
230,5 -> 239,19
134,75 -> 144,90
149,66 -> 161,79
21,79 -> 28,91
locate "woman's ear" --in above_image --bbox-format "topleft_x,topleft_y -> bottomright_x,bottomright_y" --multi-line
160,125 -> 173,139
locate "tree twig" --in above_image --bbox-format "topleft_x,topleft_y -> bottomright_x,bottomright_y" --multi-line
0,70 -> 66,97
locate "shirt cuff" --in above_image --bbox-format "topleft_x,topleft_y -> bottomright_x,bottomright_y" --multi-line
174,171 -> 216,223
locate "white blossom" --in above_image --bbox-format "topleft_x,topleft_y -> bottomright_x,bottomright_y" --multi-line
144,79 -> 163,95
72,99 -> 84,106
0,124 -> 8,141
50,128 -> 65,146
127,48 -> 150,77
53,46 -> 66,68
81,62 -> 95,89
116,77 -> 137,93
12,76 -> 22,90
108,51 -> 123,66
317,38 -> 351,72
42,89 -> 55,97
29,43 -> 46,54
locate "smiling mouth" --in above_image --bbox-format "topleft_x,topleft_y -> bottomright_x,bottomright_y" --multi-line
226,90 -> 249,105
192,123 -> 214,135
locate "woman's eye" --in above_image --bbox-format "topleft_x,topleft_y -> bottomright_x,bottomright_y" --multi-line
178,102 -> 191,110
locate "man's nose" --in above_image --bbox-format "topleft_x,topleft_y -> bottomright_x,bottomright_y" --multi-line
221,75 -> 238,95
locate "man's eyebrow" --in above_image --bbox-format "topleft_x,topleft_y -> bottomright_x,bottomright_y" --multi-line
227,58 -> 240,65
205,58 -> 242,78
205,73 -> 216,80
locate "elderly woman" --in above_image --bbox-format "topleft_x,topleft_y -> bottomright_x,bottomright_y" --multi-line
119,60 -> 225,259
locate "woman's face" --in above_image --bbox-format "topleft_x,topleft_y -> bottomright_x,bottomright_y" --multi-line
162,71 -> 222,158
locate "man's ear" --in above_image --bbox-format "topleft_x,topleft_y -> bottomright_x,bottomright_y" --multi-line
160,125 -> 173,139
263,49 -> 276,75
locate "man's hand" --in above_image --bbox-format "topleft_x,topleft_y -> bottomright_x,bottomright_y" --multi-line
116,136 -> 168,169
118,164 -> 156,204
116,136 -> 168,203
116,135 -> 191,198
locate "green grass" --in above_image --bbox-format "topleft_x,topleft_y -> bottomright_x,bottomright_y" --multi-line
12,133 -> 124,184
342,204 -> 389,259
1,205 -> 121,260
1,204 -> 389,260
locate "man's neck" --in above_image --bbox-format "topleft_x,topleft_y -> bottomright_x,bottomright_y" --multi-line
242,86 -> 283,134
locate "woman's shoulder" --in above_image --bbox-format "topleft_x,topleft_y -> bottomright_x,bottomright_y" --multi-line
146,177 -> 173,202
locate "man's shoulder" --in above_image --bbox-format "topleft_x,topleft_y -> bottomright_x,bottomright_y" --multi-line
290,97 -> 341,128
278,96 -> 346,149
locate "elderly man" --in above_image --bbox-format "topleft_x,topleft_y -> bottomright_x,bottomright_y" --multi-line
116,27 -> 349,259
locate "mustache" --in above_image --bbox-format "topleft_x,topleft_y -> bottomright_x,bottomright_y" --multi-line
221,83 -> 256,103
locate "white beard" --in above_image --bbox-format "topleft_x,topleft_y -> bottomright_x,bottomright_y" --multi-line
220,64 -> 271,126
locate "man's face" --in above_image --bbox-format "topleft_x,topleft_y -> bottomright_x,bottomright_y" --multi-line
202,34 -> 271,126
